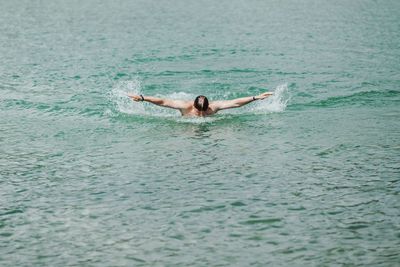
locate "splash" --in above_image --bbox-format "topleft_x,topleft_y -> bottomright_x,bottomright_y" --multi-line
110,80 -> 290,120
109,80 -> 194,118
110,79 -> 146,115
252,83 -> 290,113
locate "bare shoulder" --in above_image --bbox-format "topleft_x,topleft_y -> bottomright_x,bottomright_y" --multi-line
179,100 -> 193,109
164,99 -> 192,110
171,100 -> 193,110
209,101 -> 221,109
209,100 -> 229,111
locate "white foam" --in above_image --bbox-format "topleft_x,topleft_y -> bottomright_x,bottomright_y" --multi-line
175,116 -> 222,124
166,91 -> 195,100
252,83 -> 290,113
110,79 -> 146,115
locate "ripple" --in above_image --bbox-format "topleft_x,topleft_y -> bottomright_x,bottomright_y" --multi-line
187,205 -> 226,213
230,201 -> 246,207
0,209 -> 24,217
241,218 -> 282,225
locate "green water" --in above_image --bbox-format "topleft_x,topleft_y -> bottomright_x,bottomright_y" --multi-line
1,0 -> 400,266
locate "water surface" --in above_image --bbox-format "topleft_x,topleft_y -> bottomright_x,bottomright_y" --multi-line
1,0 -> 399,266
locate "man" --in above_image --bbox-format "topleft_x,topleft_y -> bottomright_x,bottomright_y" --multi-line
128,91 -> 273,117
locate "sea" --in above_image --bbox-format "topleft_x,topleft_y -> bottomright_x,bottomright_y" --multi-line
1,0 -> 399,266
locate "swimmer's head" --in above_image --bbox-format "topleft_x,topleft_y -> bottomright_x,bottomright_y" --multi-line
194,95 -> 209,111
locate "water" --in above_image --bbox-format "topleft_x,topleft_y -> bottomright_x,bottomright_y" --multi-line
1,0 -> 399,266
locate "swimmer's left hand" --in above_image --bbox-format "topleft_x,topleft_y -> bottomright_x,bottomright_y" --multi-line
255,91 -> 274,100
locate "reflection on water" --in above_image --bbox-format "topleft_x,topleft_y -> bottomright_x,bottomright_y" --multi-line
187,123 -> 211,139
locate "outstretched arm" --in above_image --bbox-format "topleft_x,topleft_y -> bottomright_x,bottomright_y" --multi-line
128,94 -> 190,110
210,91 -> 273,111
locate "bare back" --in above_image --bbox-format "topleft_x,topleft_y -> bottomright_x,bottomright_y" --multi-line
179,102 -> 219,117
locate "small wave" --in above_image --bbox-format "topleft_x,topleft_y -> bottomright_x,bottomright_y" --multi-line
291,90 -> 400,110
0,98 -> 92,118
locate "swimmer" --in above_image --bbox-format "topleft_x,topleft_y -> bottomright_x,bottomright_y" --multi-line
128,91 -> 273,117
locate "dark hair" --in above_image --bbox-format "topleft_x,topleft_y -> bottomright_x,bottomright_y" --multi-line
194,95 -> 209,111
